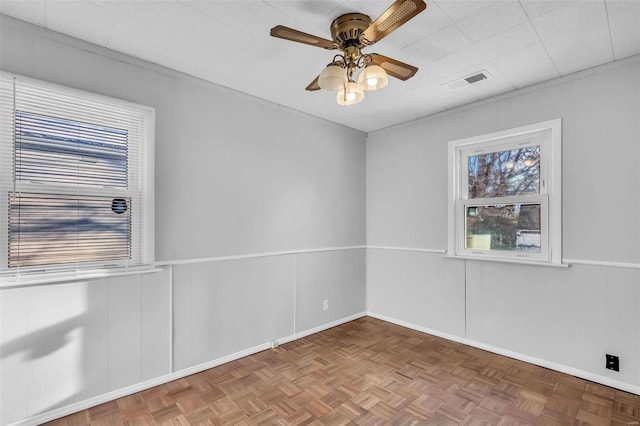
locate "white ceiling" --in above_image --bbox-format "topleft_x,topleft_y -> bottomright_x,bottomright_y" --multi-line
1,0 -> 639,132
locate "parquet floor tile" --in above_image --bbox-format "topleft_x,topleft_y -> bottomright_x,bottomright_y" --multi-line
45,317 -> 639,425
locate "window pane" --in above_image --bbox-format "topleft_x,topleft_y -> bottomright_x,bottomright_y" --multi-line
467,146 -> 540,198
8,193 -> 131,267
465,203 -> 541,253
15,111 -> 128,188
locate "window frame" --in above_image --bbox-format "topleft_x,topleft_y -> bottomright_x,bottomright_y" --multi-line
0,72 -> 155,280
447,119 -> 562,265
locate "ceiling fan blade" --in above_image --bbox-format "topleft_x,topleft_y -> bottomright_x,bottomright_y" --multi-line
270,25 -> 337,49
369,53 -> 418,80
306,76 -> 321,91
361,0 -> 427,45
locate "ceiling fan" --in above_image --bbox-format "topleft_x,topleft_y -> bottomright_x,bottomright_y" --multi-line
270,0 -> 427,105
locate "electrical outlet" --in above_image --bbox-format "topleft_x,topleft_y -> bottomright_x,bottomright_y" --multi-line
323,299 -> 329,311
606,354 -> 619,372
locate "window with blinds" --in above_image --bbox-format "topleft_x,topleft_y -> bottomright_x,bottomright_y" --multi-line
0,72 -> 154,275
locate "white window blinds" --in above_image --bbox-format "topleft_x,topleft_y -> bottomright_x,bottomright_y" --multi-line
0,73 -> 154,275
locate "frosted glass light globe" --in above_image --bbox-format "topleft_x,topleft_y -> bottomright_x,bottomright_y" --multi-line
337,81 -> 364,106
358,64 -> 388,91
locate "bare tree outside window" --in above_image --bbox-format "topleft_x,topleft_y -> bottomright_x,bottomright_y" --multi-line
467,146 -> 540,198
465,146 -> 541,252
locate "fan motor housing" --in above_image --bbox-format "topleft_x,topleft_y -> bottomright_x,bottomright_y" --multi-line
330,13 -> 372,48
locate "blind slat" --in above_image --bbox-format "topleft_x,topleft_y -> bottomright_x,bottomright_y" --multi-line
16,110 -> 129,189
9,193 -> 132,268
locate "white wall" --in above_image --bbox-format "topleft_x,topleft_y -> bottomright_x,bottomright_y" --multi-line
0,16 -> 367,425
367,57 -> 640,393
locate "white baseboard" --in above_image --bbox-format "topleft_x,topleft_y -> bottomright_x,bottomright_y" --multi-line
283,311 -> 368,343
367,311 -> 640,396
9,312 -> 367,426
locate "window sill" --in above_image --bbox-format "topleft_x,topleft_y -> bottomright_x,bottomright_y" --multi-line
0,265 -> 164,289
443,254 -> 570,268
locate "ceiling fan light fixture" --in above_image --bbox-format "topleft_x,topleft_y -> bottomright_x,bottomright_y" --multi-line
270,0 -> 426,102
318,63 -> 346,91
358,64 -> 388,91
337,80 -> 364,106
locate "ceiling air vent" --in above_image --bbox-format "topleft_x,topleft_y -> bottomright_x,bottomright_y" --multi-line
443,70 -> 491,90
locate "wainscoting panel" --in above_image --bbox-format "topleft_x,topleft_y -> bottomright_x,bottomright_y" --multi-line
75,279 -> 109,402
295,249 -> 366,333
26,283 -> 78,415
172,255 -> 295,370
141,268 -> 172,381
0,286 -> 28,424
108,275 -> 142,391
366,248 -> 466,337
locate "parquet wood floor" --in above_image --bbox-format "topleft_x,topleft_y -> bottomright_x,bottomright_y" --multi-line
46,317 -> 639,425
